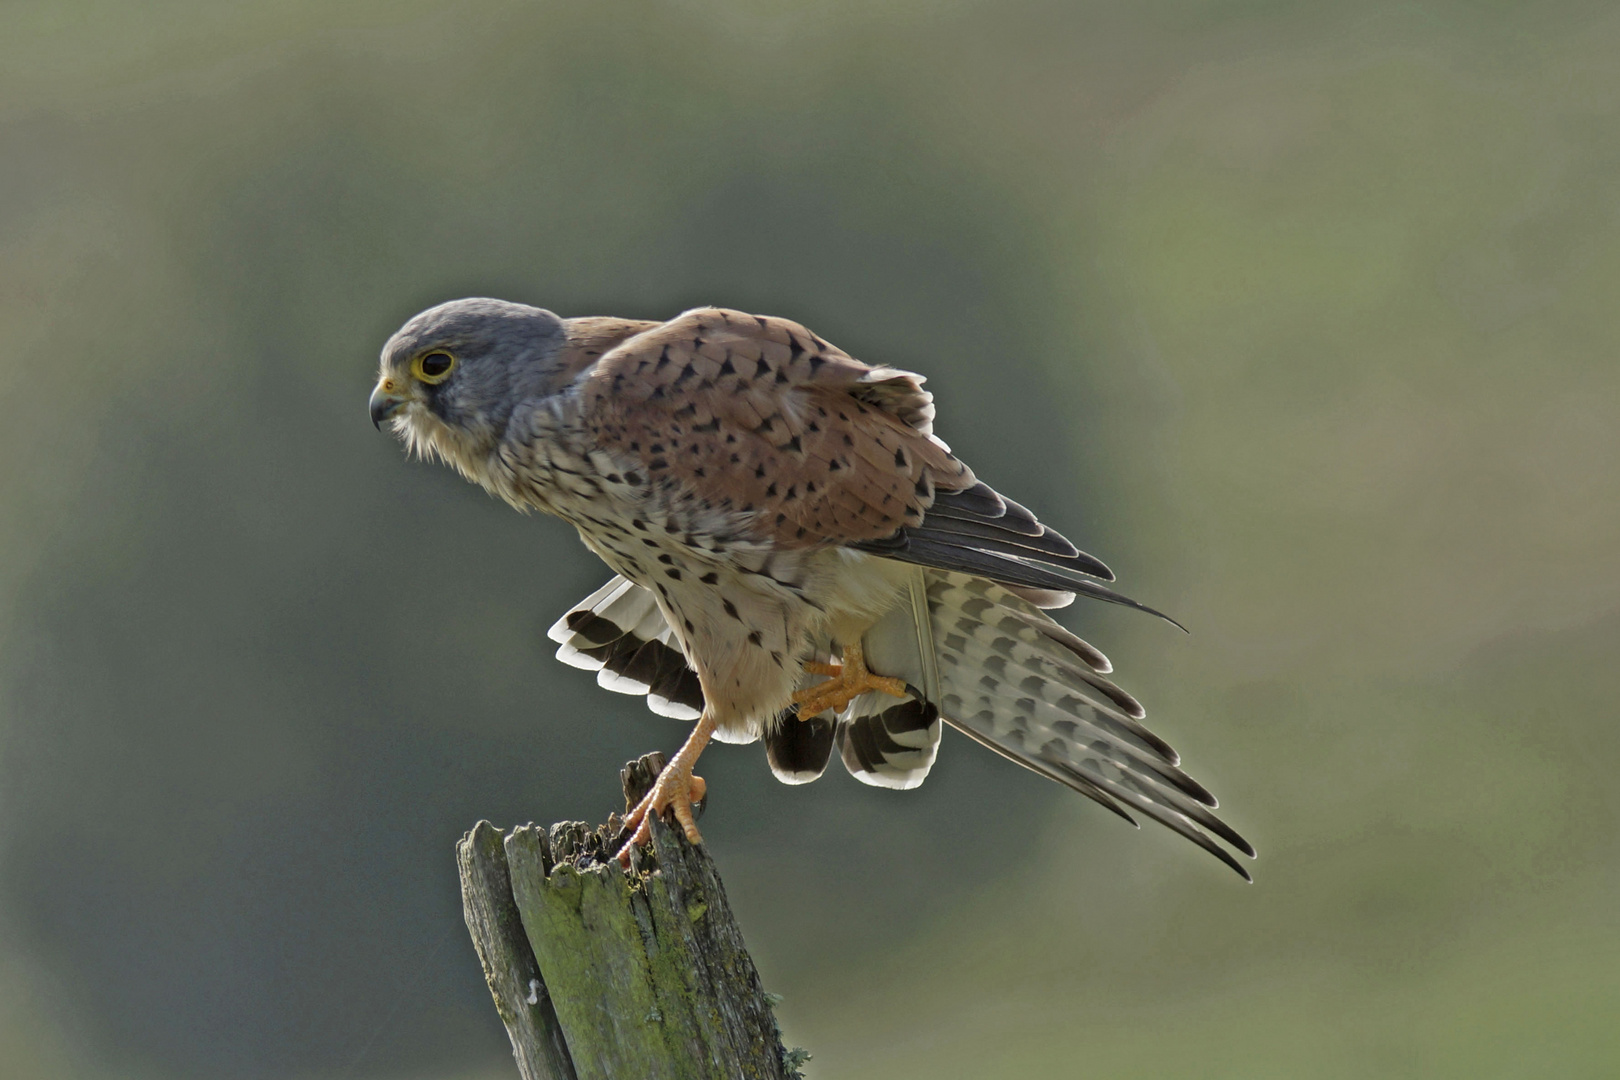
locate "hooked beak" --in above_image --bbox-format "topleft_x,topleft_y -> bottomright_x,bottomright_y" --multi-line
369,379 -> 409,430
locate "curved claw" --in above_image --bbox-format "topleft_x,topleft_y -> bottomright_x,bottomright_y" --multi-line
614,714 -> 717,867
615,768 -> 706,864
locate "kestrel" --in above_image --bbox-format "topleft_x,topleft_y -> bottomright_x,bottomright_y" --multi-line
370,300 -> 1254,878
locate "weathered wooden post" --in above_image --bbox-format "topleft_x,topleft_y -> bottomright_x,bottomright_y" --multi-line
457,753 -> 807,1080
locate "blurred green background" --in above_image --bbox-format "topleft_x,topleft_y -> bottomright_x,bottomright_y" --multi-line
3,2 -> 1618,1077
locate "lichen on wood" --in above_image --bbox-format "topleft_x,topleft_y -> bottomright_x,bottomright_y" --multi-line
458,753 -> 803,1080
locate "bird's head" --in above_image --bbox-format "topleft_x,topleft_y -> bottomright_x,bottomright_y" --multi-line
369,298 -> 568,471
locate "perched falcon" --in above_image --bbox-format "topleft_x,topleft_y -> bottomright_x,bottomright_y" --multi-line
370,300 -> 1254,878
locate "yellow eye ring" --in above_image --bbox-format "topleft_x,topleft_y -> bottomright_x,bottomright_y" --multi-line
412,350 -> 456,384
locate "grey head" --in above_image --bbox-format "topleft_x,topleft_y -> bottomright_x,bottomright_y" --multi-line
369,298 -> 568,468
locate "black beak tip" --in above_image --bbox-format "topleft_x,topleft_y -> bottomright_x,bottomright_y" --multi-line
369,393 -> 402,431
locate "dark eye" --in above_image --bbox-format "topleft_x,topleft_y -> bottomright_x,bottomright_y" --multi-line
413,351 -> 456,383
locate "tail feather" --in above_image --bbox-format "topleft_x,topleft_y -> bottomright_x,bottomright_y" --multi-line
940,611 -> 1145,717
835,695 -> 942,789
764,706 -> 837,784
950,721 -> 1141,826
923,572 -> 1254,878
936,651 -> 1177,768
834,570 -> 943,788
1046,753 -> 1254,879
991,606 -> 1114,673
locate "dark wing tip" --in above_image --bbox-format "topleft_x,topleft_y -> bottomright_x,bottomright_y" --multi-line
944,481 -> 1009,519
889,537 -> 1186,630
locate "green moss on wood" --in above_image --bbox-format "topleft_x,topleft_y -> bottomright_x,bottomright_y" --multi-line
496,815 -> 791,1080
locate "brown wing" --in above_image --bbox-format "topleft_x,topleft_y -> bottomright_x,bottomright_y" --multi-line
579,307 -> 974,547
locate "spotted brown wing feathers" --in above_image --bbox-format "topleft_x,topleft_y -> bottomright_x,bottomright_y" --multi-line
580,307 -> 975,548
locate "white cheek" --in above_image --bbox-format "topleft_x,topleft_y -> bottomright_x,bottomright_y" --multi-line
396,405 -> 446,459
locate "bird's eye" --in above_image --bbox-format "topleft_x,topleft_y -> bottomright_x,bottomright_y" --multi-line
413,351 -> 456,384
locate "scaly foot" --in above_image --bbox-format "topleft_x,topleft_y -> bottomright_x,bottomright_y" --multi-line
616,714 -> 715,865
792,640 -> 909,720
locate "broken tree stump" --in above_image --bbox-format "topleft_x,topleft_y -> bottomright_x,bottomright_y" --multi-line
457,753 -> 804,1080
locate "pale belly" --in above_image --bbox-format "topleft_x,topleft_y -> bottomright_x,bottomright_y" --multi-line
572,508 -> 909,738
489,419 -> 909,735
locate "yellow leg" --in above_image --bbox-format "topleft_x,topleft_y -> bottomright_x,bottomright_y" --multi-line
615,713 -> 714,865
791,640 -> 909,720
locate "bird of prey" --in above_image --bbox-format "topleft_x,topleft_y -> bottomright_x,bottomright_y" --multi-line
370,300 -> 1254,878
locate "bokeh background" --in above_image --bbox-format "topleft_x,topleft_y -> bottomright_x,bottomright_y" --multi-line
4,2 -> 1618,1077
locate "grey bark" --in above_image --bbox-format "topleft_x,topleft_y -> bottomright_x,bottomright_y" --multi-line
457,820 -> 580,1080
457,753 -> 801,1080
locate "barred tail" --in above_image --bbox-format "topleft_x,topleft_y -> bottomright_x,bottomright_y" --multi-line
919,572 -> 1255,879
849,570 -> 1254,878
